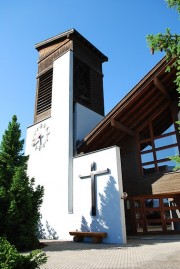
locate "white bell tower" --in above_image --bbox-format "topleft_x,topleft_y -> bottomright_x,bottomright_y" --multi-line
25,29 -> 108,237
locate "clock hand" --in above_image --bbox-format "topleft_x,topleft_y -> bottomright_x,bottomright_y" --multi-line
32,139 -> 40,146
39,134 -> 44,146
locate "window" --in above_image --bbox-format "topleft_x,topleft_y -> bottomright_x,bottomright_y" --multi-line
139,107 -> 179,175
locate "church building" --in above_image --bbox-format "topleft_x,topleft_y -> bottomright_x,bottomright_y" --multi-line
25,29 -> 180,243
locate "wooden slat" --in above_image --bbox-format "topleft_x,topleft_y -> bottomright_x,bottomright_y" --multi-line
37,68 -> 53,115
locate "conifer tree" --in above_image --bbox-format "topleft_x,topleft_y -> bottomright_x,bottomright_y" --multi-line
0,115 -> 44,250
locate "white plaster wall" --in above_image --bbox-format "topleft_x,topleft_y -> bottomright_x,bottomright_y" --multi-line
25,50 -> 74,239
74,103 -> 104,147
51,50 -> 74,215
72,146 -> 126,244
25,118 -> 54,227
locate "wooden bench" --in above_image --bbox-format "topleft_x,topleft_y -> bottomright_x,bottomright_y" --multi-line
69,231 -> 107,243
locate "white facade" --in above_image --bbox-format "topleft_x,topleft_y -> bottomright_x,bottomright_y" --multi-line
26,50 -> 74,232
73,146 -> 126,244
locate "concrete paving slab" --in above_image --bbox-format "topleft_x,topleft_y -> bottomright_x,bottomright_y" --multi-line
40,235 -> 180,269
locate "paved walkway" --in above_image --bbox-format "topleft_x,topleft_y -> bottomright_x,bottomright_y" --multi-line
40,235 -> 180,269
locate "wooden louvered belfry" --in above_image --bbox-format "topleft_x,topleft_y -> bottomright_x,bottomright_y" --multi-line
36,68 -> 53,116
34,29 -> 108,123
73,57 -> 91,109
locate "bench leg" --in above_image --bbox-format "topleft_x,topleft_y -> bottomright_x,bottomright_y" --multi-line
92,237 -> 102,243
73,235 -> 83,242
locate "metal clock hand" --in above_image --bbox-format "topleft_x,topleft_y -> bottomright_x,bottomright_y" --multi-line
39,134 -> 44,146
33,140 -> 40,146
32,136 -> 40,146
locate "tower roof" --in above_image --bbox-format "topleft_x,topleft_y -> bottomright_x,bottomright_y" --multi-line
35,28 -> 108,62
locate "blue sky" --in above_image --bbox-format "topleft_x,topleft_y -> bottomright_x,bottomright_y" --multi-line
0,0 -> 179,144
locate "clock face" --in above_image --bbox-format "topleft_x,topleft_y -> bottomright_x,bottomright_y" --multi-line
32,123 -> 50,150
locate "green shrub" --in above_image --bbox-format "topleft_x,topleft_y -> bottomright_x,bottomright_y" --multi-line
0,237 -> 47,269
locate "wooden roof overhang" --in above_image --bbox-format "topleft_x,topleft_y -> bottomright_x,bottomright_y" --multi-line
35,28 -> 108,63
77,57 -> 177,154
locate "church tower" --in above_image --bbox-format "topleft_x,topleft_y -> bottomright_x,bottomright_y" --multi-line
25,29 -> 108,235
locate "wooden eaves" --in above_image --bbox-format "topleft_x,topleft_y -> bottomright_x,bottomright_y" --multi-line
77,57 -> 177,154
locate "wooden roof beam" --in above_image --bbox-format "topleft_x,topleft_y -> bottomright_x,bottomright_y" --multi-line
153,77 -> 171,101
111,119 -> 135,136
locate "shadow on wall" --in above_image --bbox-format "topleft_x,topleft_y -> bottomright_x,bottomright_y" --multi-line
37,218 -> 59,240
81,176 -> 122,243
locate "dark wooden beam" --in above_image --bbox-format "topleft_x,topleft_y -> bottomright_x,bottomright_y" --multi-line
111,119 -> 135,136
153,77 -> 171,101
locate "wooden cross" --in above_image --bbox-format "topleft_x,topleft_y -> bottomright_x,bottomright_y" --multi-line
79,162 -> 110,216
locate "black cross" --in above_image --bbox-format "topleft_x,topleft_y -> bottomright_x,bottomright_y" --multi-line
79,162 -> 110,216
